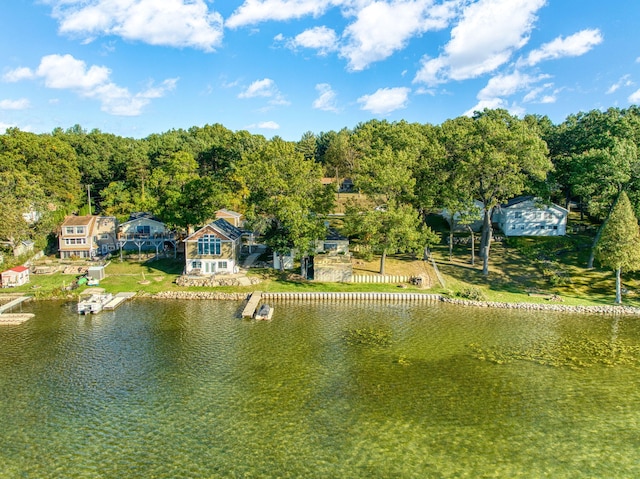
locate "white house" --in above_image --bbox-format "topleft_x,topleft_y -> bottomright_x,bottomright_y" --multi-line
493,196 -> 568,237
1,266 -> 30,288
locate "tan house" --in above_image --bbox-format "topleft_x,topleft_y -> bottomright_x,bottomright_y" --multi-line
59,215 -> 98,259
58,215 -> 117,259
184,219 -> 243,275
214,209 -> 244,228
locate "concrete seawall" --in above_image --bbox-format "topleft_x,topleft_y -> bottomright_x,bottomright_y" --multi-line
142,291 -> 640,315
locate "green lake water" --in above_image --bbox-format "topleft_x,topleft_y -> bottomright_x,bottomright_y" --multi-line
1,299 -> 639,478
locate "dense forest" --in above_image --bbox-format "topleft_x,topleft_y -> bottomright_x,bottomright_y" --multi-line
3,107 -> 640,275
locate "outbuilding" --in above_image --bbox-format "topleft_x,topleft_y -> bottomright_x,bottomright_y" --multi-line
1,266 -> 30,288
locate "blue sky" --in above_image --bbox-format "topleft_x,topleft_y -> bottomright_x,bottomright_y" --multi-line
1,0 -> 638,140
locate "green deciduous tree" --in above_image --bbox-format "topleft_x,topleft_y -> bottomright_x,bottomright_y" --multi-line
440,110 -> 551,275
595,191 -> 640,304
346,125 -> 439,274
238,138 -> 334,268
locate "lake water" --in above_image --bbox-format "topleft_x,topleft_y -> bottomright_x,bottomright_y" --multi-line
1,299 -> 639,478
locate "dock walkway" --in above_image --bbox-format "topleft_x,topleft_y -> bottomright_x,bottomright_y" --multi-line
0,296 -> 31,314
242,291 -> 262,318
103,292 -> 136,311
0,296 -> 34,325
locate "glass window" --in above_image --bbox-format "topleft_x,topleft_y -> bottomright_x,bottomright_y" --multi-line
197,235 -> 221,255
218,261 -> 228,270
136,225 -> 151,235
514,211 -> 522,219
75,226 -> 85,234
191,261 -> 202,270
65,227 -> 74,235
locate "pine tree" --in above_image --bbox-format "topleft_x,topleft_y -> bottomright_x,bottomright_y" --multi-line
594,191 -> 640,304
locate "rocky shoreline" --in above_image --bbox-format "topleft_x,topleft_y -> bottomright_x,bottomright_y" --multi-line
138,290 -> 640,315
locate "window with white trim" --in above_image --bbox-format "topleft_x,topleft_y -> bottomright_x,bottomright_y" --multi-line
197,235 -> 221,255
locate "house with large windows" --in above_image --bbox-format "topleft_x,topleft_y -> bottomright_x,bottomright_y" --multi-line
183,219 -> 243,275
493,196 -> 568,237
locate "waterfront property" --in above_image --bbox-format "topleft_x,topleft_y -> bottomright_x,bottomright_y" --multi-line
58,215 -> 118,258
0,265 -> 30,288
183,219 -> 243,275
493,196 -> 568,236
117,212 -> 176,256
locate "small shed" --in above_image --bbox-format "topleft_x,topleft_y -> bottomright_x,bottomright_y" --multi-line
87,266 -> 106,281
1,266 -> 30,288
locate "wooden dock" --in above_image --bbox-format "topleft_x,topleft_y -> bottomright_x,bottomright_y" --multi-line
241,291 -> 262,318
103,292 -> 136,310
0,296 -> 31,314
0,314 -> 35,325
0,296 -> 34,325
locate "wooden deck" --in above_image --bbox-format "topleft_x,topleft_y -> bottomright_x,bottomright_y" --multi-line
0,314 -> 35,325
103,292 -> 136,310
241,291 -> 262,318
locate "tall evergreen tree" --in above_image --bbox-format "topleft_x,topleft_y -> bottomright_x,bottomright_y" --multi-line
595,191 -> 640,304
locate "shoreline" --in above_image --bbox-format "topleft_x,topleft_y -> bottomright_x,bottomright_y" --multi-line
140,290 -> 640,315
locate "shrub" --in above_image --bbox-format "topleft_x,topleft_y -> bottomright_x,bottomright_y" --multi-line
456,287 -> 486,301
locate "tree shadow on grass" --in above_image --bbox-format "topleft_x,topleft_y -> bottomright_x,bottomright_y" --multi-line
142,258 -> 184,275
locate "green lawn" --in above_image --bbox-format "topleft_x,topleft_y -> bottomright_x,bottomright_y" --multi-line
3,225 -> 638,309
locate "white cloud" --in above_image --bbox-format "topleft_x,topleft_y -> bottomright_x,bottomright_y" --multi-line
629,89 -> 640,103
357,87 -> 410,114
521,29 -> 603,67
477,71 -> 547,100
36,54 -> 111,89
6,54 -> 177,116
463,98 -> 507,116
414,0 -> 546,85
0,121 -> 20,133
48,0 -> 223,51
230,1 -> 459,70
523,83 -> 560,104
238,78 -> 289,106
312,83 -> 339,112
3,67 -> 35,82
227,0 -> 338,28
341,0 -> 459,71
247,121 -> 280,130
0,98 -> 30,110
289,26 -> 338,55
239,78 -> 278,98
606,74 -> 633,95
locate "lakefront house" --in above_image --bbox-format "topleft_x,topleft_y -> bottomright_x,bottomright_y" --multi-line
183,219 -> 243,275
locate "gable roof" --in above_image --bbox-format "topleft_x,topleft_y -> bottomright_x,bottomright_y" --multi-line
120,215 -> 166,228
61,215 -> 95,227
215,209 -> 243,219
501,196 -> 568,213
185,219 -> 243,242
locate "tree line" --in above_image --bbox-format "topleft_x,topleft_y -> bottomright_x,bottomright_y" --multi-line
2,106 -> 640,278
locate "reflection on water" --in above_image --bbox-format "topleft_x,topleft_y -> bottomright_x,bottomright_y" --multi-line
0,299 -> 639,478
